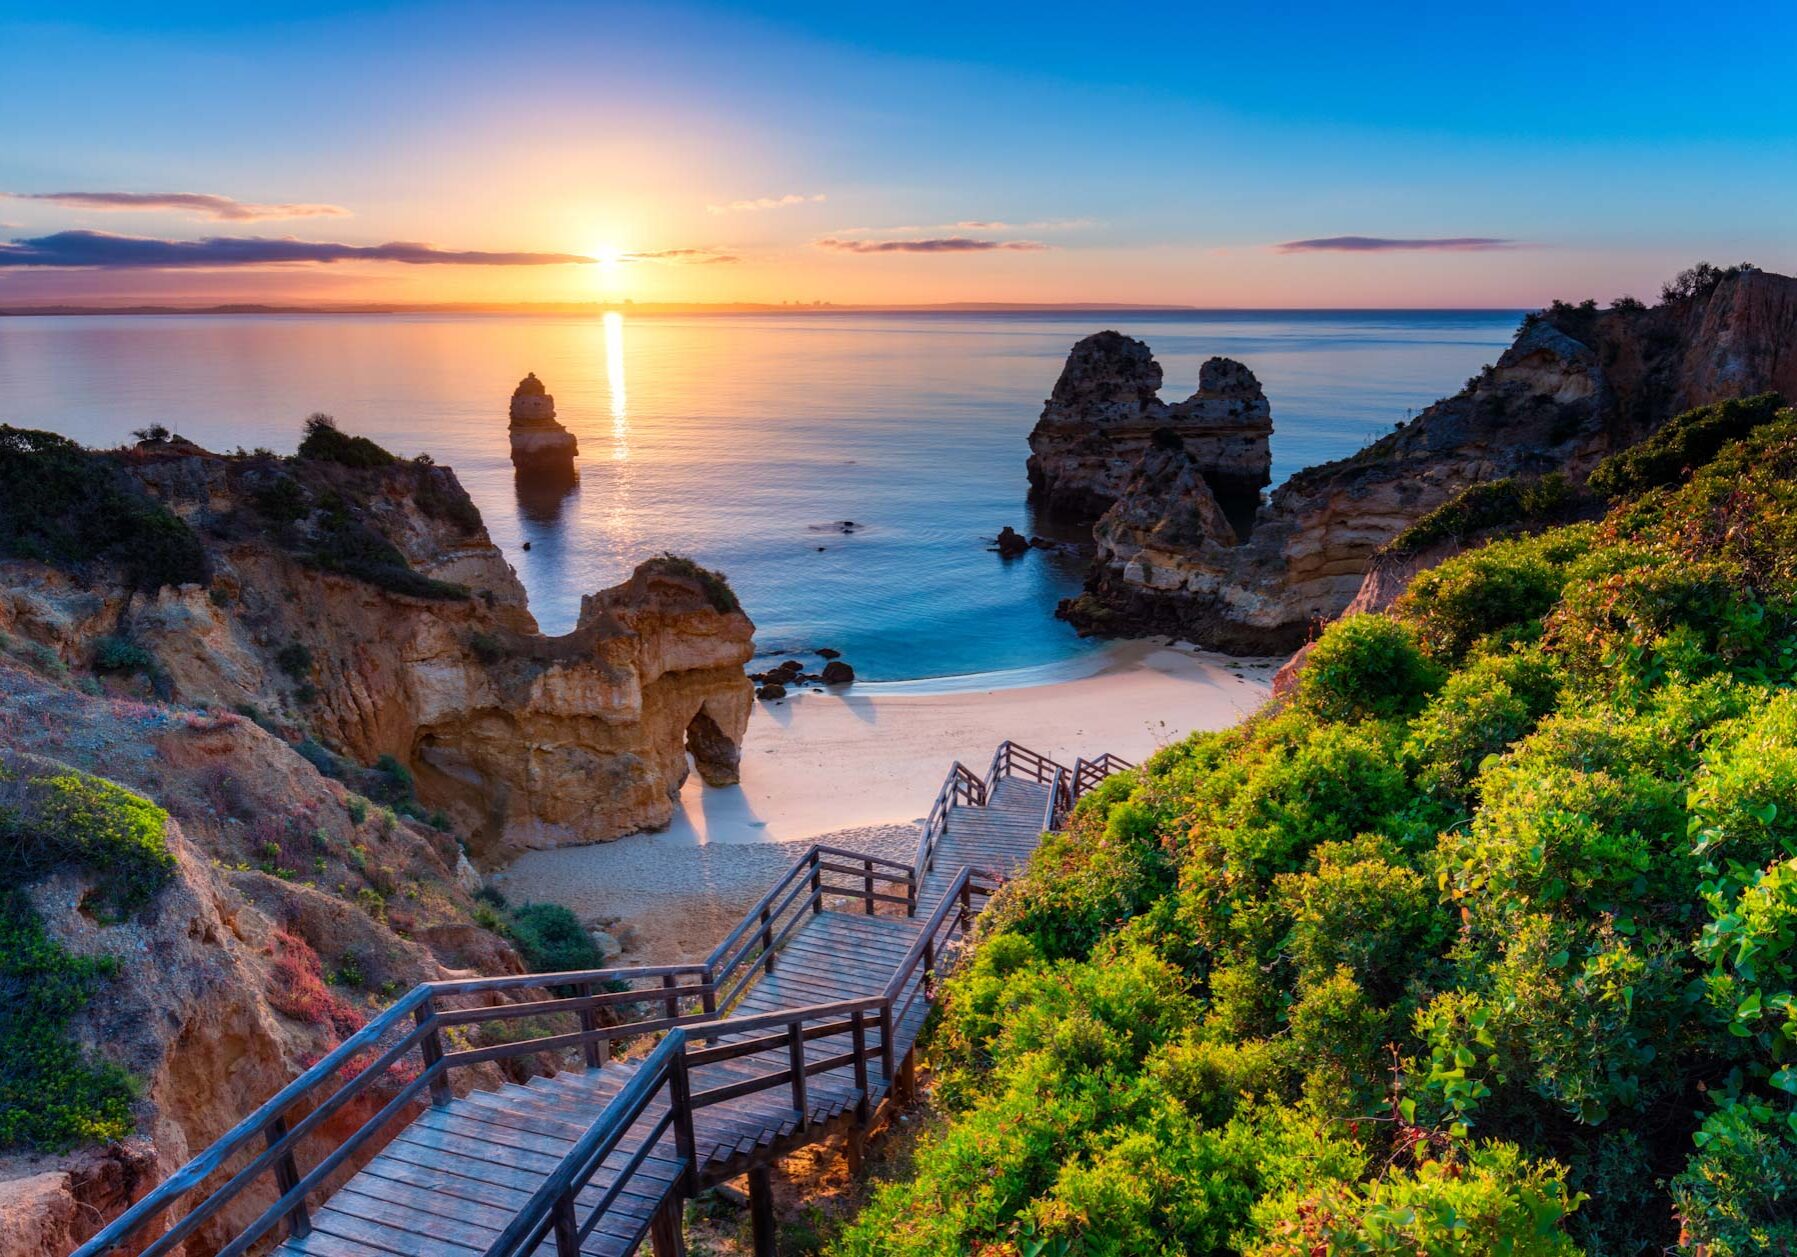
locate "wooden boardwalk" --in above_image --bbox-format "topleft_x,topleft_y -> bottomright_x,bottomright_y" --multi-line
77,744 -> 1127,1257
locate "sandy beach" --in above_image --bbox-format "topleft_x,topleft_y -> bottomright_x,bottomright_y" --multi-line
495,641 -> 1275,958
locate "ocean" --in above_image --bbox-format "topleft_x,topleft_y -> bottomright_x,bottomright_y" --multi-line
0,309 -> 1519,681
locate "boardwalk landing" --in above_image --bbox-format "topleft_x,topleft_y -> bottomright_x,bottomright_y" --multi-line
75,744 -> 1131,1257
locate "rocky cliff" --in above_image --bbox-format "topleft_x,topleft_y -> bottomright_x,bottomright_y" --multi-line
508,372 -> 578,480
1061,267 -> 1797,653
0,426 -> 753,860
1026,332 -> 1272,530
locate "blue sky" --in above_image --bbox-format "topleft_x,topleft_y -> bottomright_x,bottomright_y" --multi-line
2,1 -> 1793,306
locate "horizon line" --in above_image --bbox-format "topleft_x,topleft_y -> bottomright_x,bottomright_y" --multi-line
0,299 -> 1531,317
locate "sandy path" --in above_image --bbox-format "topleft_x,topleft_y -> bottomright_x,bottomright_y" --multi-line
494,641 -> 1274,959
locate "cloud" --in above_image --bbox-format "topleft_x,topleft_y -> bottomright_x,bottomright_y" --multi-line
815,236 -> 1050,254
4,191 -> 350,222
0,230 -> 594,268
1274,235 -> 1519,253
624,248 -> 739,264
706,193 -> 826,214
835,217 -> 1094,237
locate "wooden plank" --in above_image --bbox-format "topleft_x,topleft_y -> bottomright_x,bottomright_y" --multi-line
305,1207 -> 489,1257
276,1229 -> 396,1257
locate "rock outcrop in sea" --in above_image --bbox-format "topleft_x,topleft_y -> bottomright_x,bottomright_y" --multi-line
1027,331 -> 1272,529
1056,267 -> 1797,653
508,371 -> 578,480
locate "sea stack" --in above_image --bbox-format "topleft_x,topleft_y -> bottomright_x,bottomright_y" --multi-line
1026,332 -> 1272,525
509,372 -> 578,480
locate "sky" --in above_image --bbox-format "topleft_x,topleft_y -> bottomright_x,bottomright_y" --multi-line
1,1 -> 1794,308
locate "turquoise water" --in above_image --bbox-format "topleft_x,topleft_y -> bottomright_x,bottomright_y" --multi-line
0,309 -> 1518,680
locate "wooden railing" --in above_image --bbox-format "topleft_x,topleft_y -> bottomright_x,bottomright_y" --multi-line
1071,752 -> 1136,800
75,740 -> 1127,1257
73,845 -> 917,1257
910,760 -> 987,886
478,1029 -> 694,1257
70,961 -> 717,1257
704,844 -> 918,1013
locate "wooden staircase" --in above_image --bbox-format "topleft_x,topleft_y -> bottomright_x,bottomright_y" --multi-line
73,742 -> 1131,1257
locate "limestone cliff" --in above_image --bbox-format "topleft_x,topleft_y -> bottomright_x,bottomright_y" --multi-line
0,666 -> 522,1256
1063,267 -> 1797,653
0,429 -> 753,861
1026,332 -> 1272,528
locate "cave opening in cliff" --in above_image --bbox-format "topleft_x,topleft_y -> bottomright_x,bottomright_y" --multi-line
684,707 -> 742,787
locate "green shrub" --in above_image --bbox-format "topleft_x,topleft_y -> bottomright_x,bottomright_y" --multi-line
275,641 -> 313,679
0,892 -> 136,1153
1397,528 -> 1590,664
1249,1141 -> 1583,1256
1385,472 -> 1577,555
0,426 -> 207,589
296,414 -> 396,468
1295,614 -> 1441,722
305,510 -> 469,600
1587,393 -> 1786,500
253,474 -> 309,522
1404,647 -> 1564,797
506,903 -> 602,975
0,763 -> 176,918
91,635 -> 157,676
646,552 -> 740,614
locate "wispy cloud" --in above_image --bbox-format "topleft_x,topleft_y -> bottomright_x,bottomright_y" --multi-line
706,192 -> 826,215
0,230 -> 593,268
835,217 -> 1094,237
815,236 -> 1051,255
624,248 -> 739,264
4,191 -> 350,222
1275,235 -> 1519,253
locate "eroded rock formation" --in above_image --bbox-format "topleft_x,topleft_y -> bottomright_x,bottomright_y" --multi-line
1061,268 -> 1797,653
508,372 -> 578,480
0,432 -> 753,861
1027,332 -> 1272,528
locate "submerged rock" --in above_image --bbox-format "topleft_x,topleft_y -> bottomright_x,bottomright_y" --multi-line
994,526 -> 1030,558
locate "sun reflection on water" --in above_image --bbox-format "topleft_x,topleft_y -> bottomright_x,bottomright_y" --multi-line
603,310 -> 628,461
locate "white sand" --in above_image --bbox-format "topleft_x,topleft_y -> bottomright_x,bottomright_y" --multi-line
494,640 -> 1274,959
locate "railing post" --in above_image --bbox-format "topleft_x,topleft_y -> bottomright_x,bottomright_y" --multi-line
851,1010 -> 870,1124
266,1114 -> 311,1239
662,973 -> 680,1022
809,850 -> 823,913
863,858 -> 875,915
670,1045 -> 700,1197
415,1002 -> 451,1107
760,904 -> 775,974
923,938 -> 935,998
880,1005 -> 895,1085
788,1021 -> 809,1131
958,876 -> 972,932
552,1189 -> 582,1257
701,970 -> 718,1017
578,981 -> 603,1071
906,869 -> 917,917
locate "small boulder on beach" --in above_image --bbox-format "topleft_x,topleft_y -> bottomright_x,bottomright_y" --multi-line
756,682 -> 787,700
821,660 -> 855,685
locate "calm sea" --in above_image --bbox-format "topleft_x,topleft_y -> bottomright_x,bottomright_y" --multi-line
0,310 -> 1518,681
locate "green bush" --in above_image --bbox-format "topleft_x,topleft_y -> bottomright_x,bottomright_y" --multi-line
1396,528 -> 1592,665
1385,472 -> 1576,555
0,426 -> 207,589
505,902 -> 602,975
275,641 -> 313,679
1295,614 -> 1442,721
92,635 -> 157,676
0,763 -> 177,918
0,892 -> 137,1153
1587,393 -> 1786,500
296,414 -> 397,468
646,552 -> 740,614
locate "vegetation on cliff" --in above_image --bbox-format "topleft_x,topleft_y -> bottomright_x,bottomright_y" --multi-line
836,406 -> 1797,1256
0,759 -> 175,1153
0,426 -> 208,589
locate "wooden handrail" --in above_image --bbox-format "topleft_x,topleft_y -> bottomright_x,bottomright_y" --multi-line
477,1030 -> 690,1257
76,740 -> 1101,1257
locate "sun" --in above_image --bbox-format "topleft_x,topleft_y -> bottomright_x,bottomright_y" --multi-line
592,244 -> 624,270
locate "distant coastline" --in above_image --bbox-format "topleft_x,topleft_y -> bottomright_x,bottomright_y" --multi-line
0,300 -> 1522,318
